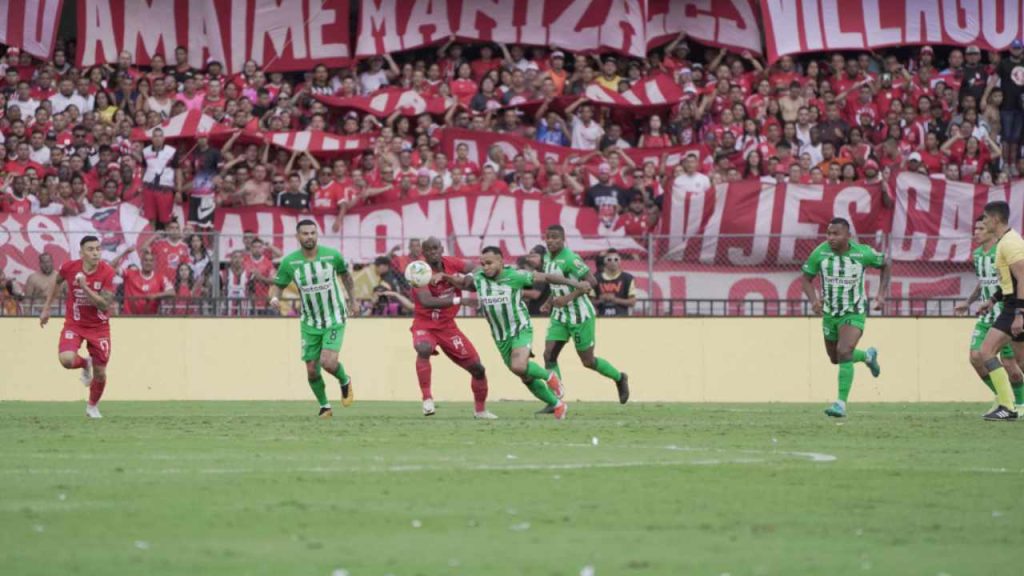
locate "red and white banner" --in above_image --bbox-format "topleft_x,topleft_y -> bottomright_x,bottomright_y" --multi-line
0,0 -> 64,59
646,0 -> 761,54
265,131 -> 372,156
130,111 -> 234,141
357,0 -> 647,58
214,192 -> 644,262
760,0 -> 1024,63
315,89 -> 449,118
583,73 -> 685,113
891,172 -> 1024,262
76,0 -> 351,74
662,179 -> 890,266
0,204 -> 149,288
439,127 -> 705,170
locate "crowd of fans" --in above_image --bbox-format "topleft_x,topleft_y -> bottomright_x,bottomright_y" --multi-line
1,34 -> 1022,314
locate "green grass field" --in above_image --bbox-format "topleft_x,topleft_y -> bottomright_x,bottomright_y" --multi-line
0,401 -> 1021,576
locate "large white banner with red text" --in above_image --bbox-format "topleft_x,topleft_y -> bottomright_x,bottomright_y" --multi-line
760,0 -> 1024,63
0,204 -> 149,287
0,0 -> 63,58
891,172 -> 1024,262
661,179 -> 890,266
214,192 -> 645,262
75,0 -> 351,74
356,0 -> 762,59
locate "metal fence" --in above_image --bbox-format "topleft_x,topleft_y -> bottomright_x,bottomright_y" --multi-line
0,231 -> 978,318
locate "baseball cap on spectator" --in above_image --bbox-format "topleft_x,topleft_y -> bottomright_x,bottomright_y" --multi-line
344,111 -> 359,120
550,51 -> 565,60
107,162 -> 120,171
1013,39 -> 1024,50
674,41 -> 690,53
966,45 -> 981,55
598,163 -> 611,174
908,152 -> 922,163
865,160 -> 880,171
920,46 -> 934,54
7,47 -> 20,57
416,168 -> 430,177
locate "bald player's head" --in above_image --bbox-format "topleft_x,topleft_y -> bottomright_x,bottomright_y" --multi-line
422,237 -> 444,265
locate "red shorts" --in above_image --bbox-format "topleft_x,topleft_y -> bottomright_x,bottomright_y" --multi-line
142,186 -> 175,225
411,325 -> 480,368
59,325 -> 112,366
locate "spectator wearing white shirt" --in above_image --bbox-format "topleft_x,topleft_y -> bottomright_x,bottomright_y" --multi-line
566,98 -> 604,150
48,79 -> 88,115
359,54 -> 400,95
671,154 -> 711,205
140,128 -> 179,229
10,82 -> 39,118
28,131 -> 51,165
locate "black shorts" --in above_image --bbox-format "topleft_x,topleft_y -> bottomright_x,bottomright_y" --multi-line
992,304 -> 1024,342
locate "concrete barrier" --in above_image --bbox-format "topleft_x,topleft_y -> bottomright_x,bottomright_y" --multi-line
0,317 -> 988,402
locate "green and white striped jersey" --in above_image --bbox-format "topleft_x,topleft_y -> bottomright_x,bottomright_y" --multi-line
274,246 -> 349,329
543,247 -> 595,324
802,241 -> 885,317
972,244 -> 1003,323
472,266 -> 534,342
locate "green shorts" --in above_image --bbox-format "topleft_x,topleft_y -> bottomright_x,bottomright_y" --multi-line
546,316 -> 596,351
495,329 -> 534,368
970,320 -> 1015,358
300,323 -> 346,362
822,312 -> 866,342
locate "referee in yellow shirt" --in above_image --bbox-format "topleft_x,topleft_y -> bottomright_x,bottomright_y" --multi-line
978,201 -> 1024,420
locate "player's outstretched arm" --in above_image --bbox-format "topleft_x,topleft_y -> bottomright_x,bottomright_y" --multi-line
800,273 -> 822,315
39,274 -> 65,327
382,291 -> 415,313
435,273 -> 474,291
874,260 -> 891,312
415,287 -> 461,309
534,272 -> 589,292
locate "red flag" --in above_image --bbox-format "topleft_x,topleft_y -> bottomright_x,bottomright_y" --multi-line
265,131 -> 372,157
130,111 -> 234,142
315,89 -> 448,118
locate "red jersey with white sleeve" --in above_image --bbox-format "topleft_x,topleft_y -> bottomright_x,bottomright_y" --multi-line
412,257 -> 468,330
60,259 -> 116,330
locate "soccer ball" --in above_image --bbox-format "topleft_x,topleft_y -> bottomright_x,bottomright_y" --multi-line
404,261 -> 433,288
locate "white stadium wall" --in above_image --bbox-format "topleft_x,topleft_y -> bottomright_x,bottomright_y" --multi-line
0,318 -> 990,403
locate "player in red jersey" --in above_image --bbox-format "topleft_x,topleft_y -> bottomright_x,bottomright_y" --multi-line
393,237 -> 493,419
39,236 -> 117,419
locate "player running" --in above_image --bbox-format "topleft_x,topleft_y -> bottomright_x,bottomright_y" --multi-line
540,225 -> 629,406
268,220 -> 356,418
439,246 -> 587,419
801,217 -> 889,418
955,218 -> 1024,410
974,201 -> 1024,421
405,237 -> 494,419
39,236 -> 117,419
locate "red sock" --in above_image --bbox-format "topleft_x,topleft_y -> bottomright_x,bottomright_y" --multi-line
415,357 -> 432,400
471,377 -> 488,413
88,376 -> 106,406
69,356 -> 86,370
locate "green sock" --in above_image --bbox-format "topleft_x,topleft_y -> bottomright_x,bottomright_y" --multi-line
526,378 -> 559,406
308,376 -> 328,407
526,361 -> 550,382
852,349 -> 867,363
838,362 -> 854,402
332,363 -> 350,387
546,363 -> 562,380
594,357 -> 622,382
1012,381 -> 1023,405
982,375 -> 996,393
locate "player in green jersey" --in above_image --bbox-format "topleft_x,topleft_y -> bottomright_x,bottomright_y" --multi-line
801,217 -> 890,418
268,220 -> 356,418
540,225 -> 629,406
955,218 -> 1024,408
440,246 -> 591,420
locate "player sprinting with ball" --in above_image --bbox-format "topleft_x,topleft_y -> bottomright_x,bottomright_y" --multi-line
955,217 -> 1024,411
39,236 -> 117,419
268,220 -> 356,418
405,237 -> 494,419
439,246 -> 587,419
801,217 -> 889,418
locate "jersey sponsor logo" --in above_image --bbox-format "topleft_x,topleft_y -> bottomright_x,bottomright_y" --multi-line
93,282 -> 101,289
823,277 -> 859,287
302,281 -> 334,294
64,330 -> 75,339
479,294 -> 511,306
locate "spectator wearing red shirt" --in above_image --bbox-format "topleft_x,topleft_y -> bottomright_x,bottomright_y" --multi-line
145,220 -> 191,280
113,248 -> 173,315
242,237 -> 277,309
